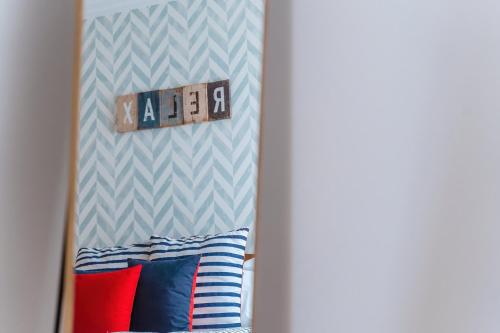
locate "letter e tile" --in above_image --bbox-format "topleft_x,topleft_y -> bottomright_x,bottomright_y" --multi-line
183,83 -> 208,124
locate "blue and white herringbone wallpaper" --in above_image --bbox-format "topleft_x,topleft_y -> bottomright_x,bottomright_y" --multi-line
76,0 -> 263,252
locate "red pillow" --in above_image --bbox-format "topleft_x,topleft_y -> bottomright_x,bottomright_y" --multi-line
73,265 -> 142,333
189,262 -> 201,331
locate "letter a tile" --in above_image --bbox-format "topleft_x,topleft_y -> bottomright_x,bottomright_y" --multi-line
138,91 -> 160,129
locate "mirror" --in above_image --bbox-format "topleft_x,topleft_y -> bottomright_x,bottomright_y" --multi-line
60,0 -> 266,332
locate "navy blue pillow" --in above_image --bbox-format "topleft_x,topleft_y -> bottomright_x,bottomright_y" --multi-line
128,255 -> 200,332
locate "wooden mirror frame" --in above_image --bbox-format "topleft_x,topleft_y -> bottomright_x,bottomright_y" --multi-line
58,0 -> 268,331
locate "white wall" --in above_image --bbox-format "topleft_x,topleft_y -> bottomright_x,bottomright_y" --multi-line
256,0 -> 500,332
0,0 -> 74,331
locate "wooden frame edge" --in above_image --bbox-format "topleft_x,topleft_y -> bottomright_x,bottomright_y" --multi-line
59,0 -> 83,331
251,0 -> 269,329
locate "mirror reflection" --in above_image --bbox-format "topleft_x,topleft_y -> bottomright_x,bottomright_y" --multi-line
65,0 -> 266,332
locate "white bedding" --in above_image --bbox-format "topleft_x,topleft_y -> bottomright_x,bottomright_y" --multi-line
115,328 -> 251,333
241,258 -> 255,327
176,329 -> 251,333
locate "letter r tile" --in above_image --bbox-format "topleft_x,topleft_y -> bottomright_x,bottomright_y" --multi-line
207,80 -> 231,121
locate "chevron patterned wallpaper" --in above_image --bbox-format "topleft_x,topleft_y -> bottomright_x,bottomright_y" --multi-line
76,0 -> 264,252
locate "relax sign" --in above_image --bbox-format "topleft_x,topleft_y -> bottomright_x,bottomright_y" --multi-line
115,79 -> 231,133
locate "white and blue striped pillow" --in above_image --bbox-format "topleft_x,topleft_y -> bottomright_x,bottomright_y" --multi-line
149,228 -> 249,330
74,241 -> 151,272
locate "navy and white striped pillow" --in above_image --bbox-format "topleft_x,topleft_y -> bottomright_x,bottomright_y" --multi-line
149,228 -> 249,330
74,241 -> 150,272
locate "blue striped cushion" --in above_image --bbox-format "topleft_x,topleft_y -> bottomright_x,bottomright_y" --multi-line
149,228 -> 249,330
74,241 -> 151,272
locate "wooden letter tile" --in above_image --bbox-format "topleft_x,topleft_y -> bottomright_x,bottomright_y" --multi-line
207,80 -> 231,121
115,94 -> 138,133
160,88 -> 184,127
138,91 -> 160,129
183,83 -> 208,124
